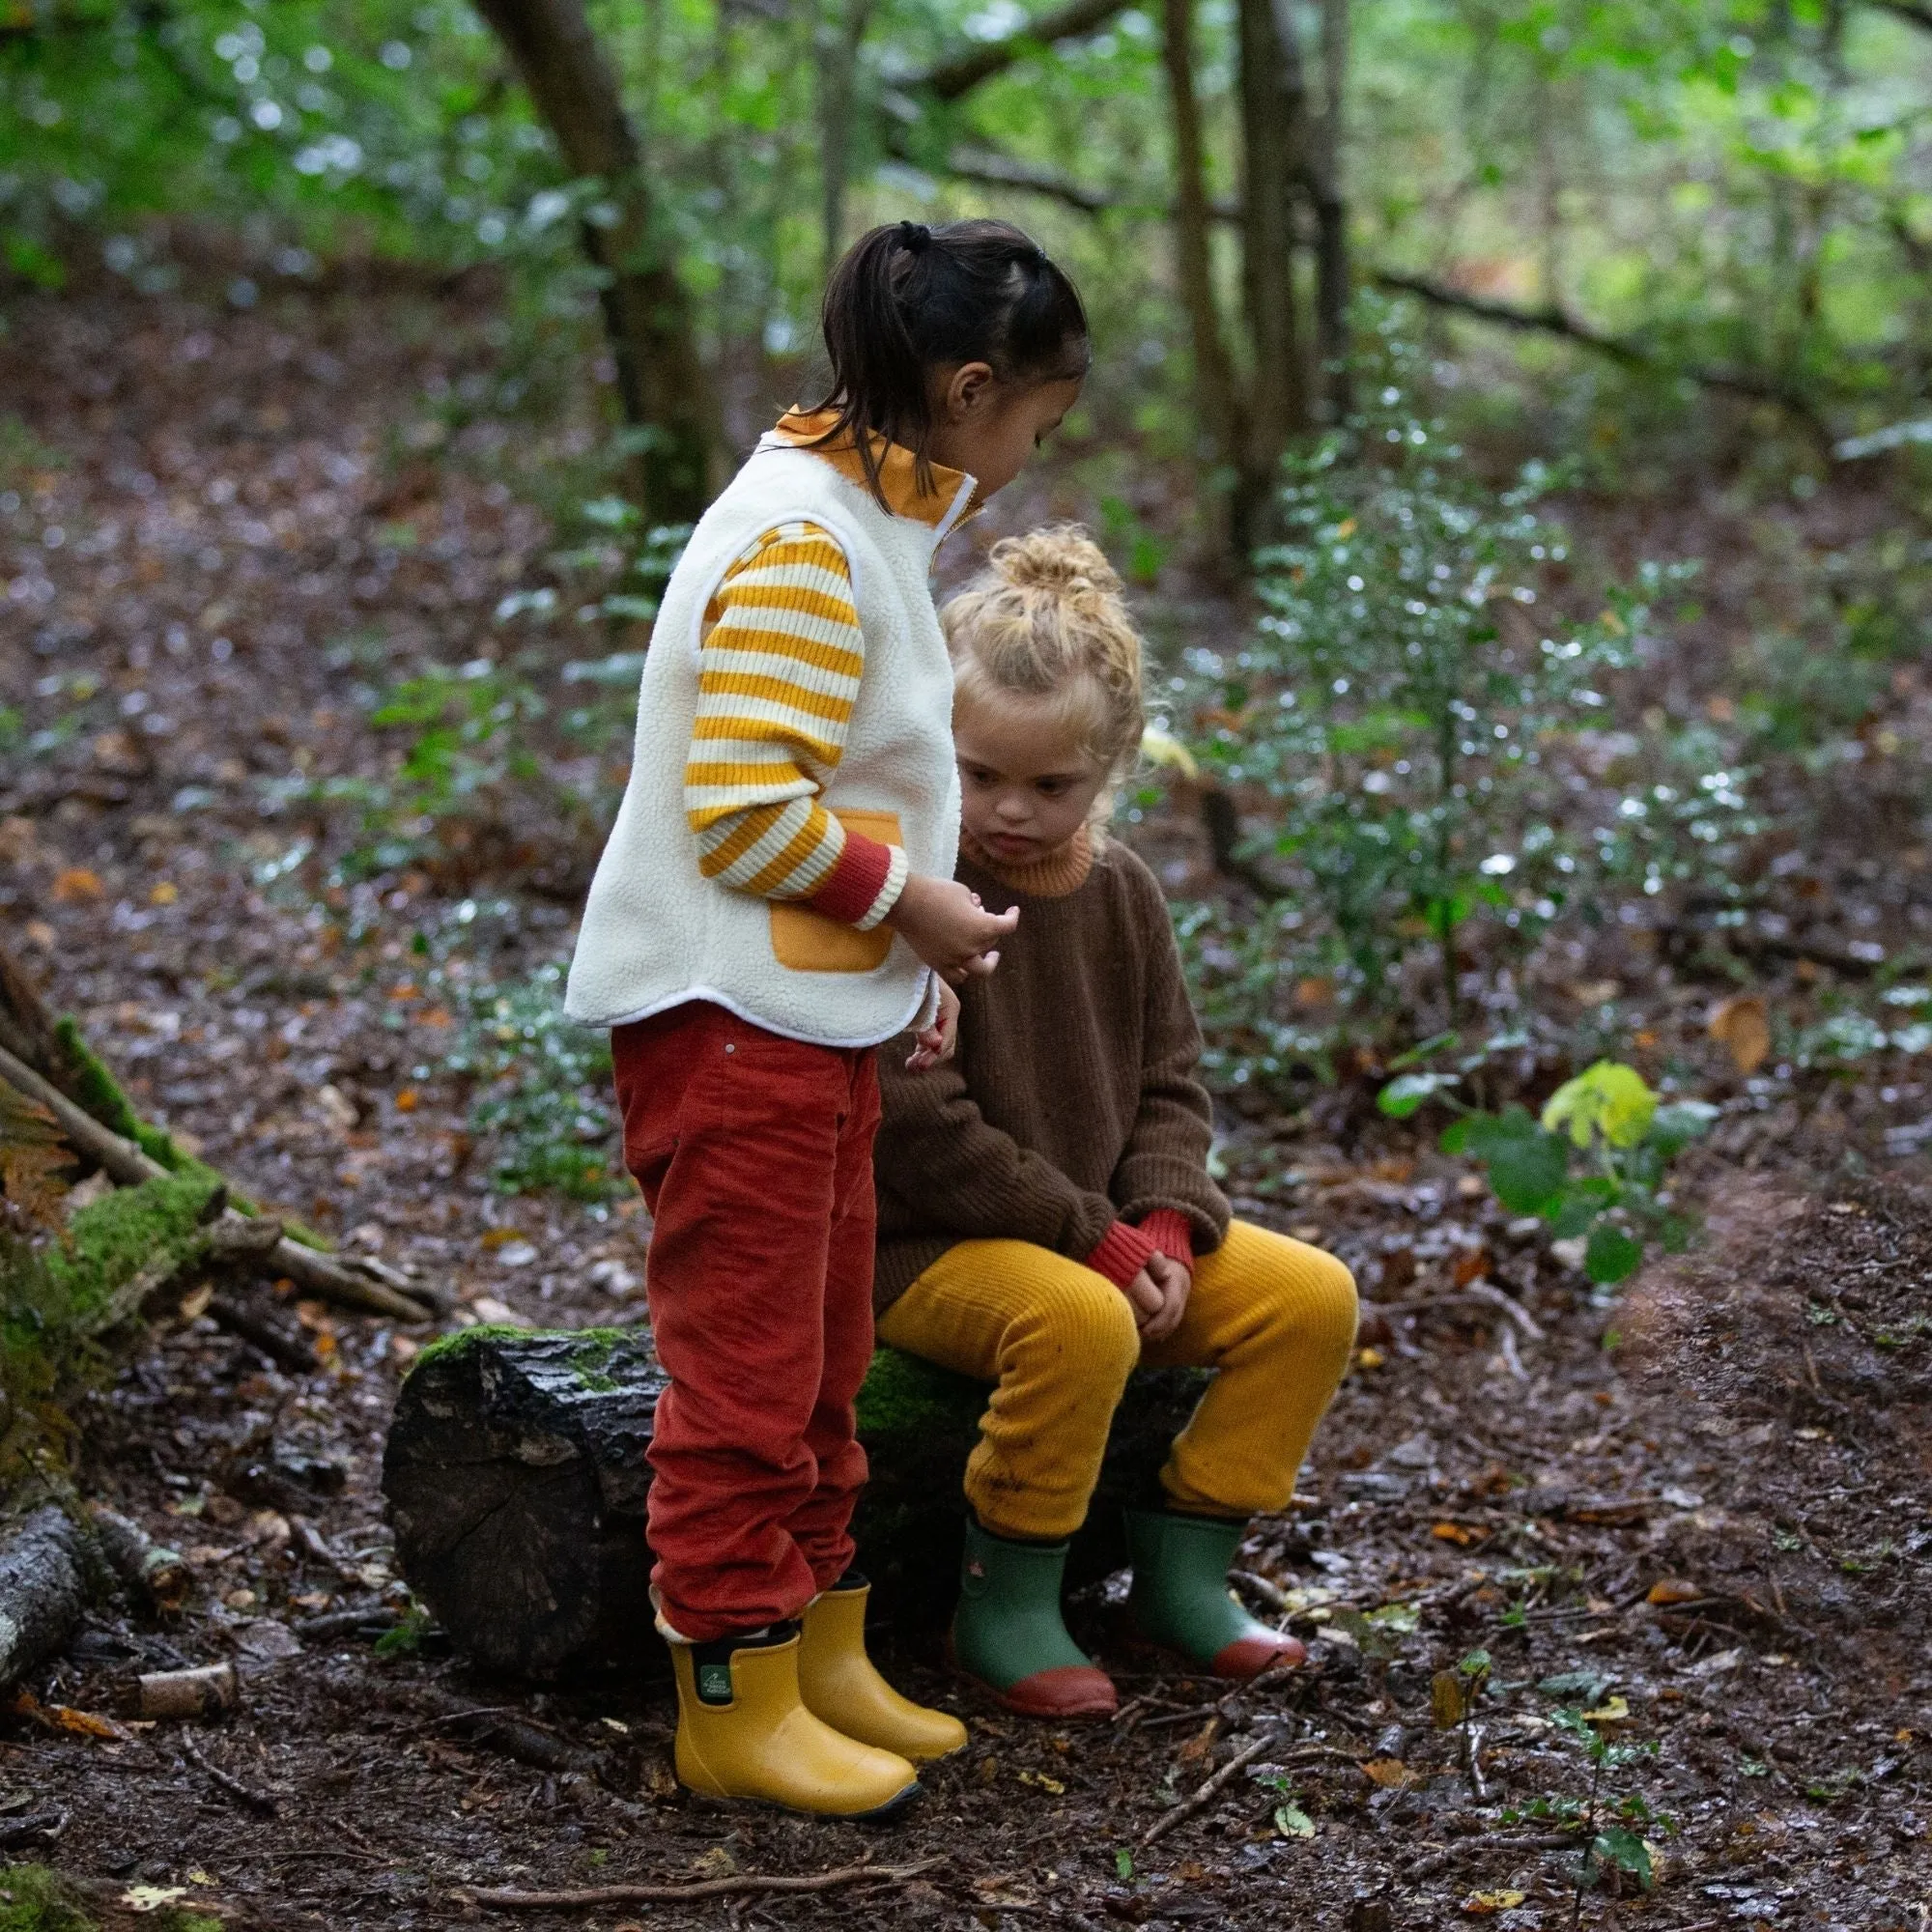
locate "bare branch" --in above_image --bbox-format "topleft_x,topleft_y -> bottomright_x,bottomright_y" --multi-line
902,0 -> 1132,100
1866,0 -> 1932,33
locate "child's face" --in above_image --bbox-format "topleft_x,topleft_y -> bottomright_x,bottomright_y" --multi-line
955,694 -> 1109,867
928,370 -> 1084,502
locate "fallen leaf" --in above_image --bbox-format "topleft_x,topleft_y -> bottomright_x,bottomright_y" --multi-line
1273,1801 -> 1316,1838
52,867 -> 103,901
149,881 -> 178,905
1647,1578 -> 1702,1605
1709,994 -> 1771,1075
1432,1521 -> 1487,1547
1176,1717 -> 1221,1766
1015,1768 -> 1065,1795
1462,1890 -> 1527,1915
1362,1758 -> 1412,1788
1355,1347 -> 1386,1370
1453,1246 -> 1491,1288
1581,1695 -> 1631,1723
23,919 -> 55,950
479,1227 -> 526,1250
122,1887 -> 189,1914
1432,1670 -> 1469,1727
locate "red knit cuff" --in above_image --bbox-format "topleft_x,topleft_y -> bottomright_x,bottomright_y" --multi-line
1136,1208 -> 1196,1270
1085,1219 -> 1160,1291
806,831 -> 895,926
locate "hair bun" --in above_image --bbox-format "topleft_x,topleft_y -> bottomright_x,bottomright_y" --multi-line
987,525 -> 1121,599
895,219 -> 930,254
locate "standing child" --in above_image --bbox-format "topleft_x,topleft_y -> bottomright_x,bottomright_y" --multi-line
872,528 -> 1359,1719
565,222 -> 1090,1813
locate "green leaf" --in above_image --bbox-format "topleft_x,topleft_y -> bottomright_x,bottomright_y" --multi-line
1378,1070 -> 1459,1118
1584,1225 -> 1644,1284
1649,1099 -> 1719,1154
1591,1827 -> 1653,1887
1114,1849 -> 1133,1881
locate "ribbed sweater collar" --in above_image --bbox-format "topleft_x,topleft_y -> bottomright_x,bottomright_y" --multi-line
958,824 -> 1095,899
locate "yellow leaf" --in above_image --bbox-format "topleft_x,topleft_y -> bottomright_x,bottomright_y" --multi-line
1646,1577 -> 1702,1605
149,881 -> 178,905
1432,1521 -> 1486,1547
52,1702 -> 133,1741
1542,1060 -> 1658,1150
1432,1670 -> 1468,1728
1139,725 -> 1200,781
1015,1768 -> 1065,1795
52,867 -> 103,902
1581,1695 -> 1631,1724
1362,1758 -> 1412,1788
1355,1346 -> 1386,1370
1709,994 -> 1771,1075
122,1887 -> 189,1914
1462,1890 -> 1527,1915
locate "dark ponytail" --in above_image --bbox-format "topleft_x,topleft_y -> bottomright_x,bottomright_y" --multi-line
813,217 -> 1090,507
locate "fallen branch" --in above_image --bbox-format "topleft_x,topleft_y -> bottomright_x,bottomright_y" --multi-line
0,1509 -> 89,1690
179,1732 -> 279,1817
88,1505 -> 190,1613
461,1858 -> 945,1913
1141,1728 -> 1284,1846
0,1041 -> 432,1322
1403,1830 -> 1580,1881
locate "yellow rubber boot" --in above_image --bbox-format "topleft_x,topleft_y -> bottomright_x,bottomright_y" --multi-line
668,1626 -> 921,1818
799,1581 -> 969,1763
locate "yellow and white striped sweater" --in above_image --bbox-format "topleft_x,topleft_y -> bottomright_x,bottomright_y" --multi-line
680,410 -> 972,930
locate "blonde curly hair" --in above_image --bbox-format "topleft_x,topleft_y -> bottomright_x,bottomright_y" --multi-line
941,525 -> 1146,782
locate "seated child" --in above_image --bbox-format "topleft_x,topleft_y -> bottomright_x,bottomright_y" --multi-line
871,527 -> 1359,1718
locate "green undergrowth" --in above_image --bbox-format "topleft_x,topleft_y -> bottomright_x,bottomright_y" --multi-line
0,1862 -> 220,1930
408,1322 -> 631,1382
853,1347 -> 988,1439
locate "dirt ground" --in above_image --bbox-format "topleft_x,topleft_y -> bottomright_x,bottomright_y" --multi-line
1,279 -> 1928,1931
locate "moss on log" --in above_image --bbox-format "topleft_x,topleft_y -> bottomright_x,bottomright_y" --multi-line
384,1327 -> 1204,1678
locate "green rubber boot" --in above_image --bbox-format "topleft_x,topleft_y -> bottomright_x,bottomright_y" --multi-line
952,1520 -> 1117,1719
1124,1508 -> 1306,1680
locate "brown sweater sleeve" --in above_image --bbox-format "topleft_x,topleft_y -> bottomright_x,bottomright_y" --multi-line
1110,862 -> 1233,1253
873,1051 -> 1122,1261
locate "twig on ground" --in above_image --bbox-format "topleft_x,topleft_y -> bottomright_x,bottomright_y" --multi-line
292,1604 -> 399,1641
1463,1720 -> 1489,1804
1232,1569 -> 1295,1615
179,1732 -> 279,1817
1141,1728 -> 1283,1846
460,1858 -> 945,1913
1402,1830 -> 1581,1880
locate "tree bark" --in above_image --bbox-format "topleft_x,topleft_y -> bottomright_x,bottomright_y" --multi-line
1162,0 -> 1240,528
0,1509 -> 88,1690
469,0 -> 715,524
1235,0 -> 1309,542
816,0 -> 874,278
1311,0 -> 1351,419
384,1328 -> 1206,1677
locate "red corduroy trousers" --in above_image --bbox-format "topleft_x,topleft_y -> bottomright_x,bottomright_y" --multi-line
611,1000 -> 880,1641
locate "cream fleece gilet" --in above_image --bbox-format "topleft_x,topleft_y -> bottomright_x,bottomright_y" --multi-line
564,438 -> 971,1045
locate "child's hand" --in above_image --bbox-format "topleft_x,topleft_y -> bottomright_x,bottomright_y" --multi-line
1121,1265 -> 1165,1331
886,874 -> 1018,982
1137,1252 -> 1192,1343
905,980 -> 960,1071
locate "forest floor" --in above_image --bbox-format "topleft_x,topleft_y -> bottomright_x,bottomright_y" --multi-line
0,276 -> 1928,1932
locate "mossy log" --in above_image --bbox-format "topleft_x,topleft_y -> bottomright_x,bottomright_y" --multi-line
383,1326 -> 1204,1678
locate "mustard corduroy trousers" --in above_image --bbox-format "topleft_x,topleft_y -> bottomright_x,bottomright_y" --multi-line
875,1220 -> 1358,1541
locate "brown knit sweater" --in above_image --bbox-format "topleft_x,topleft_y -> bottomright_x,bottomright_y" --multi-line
871,834 -> 1232,1313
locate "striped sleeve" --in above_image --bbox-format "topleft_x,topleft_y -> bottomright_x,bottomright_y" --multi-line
682,520 -> 904,925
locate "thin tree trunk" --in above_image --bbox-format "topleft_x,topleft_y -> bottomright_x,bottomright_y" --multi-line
1236,0 -> 1308,543
469,0 -> 715,523
1162,0 -> 1240,543
817,0 -> 873,279
1311,0 -> 1351,418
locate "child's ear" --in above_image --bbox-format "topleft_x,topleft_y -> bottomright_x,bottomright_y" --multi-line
944,360 -> 997,421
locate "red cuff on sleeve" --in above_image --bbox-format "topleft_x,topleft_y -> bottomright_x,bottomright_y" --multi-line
1135,1208 -> 1196,1271
806,831 -> 894,926
1084,1219 -> 1160,1291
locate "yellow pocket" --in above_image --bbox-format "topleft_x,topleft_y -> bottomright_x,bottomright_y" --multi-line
769,810 -> 901,973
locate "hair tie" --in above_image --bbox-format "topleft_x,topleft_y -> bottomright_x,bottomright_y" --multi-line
896,220 -> 930,254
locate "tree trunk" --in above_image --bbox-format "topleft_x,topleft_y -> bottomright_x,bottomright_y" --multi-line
1311,0 -> 1351,420
1162,0 -> 1240,547
383,1328 -> 1206,1678
816,0 -> 873,279
1235,0 -> 1309,544
469,0 -> 716,524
